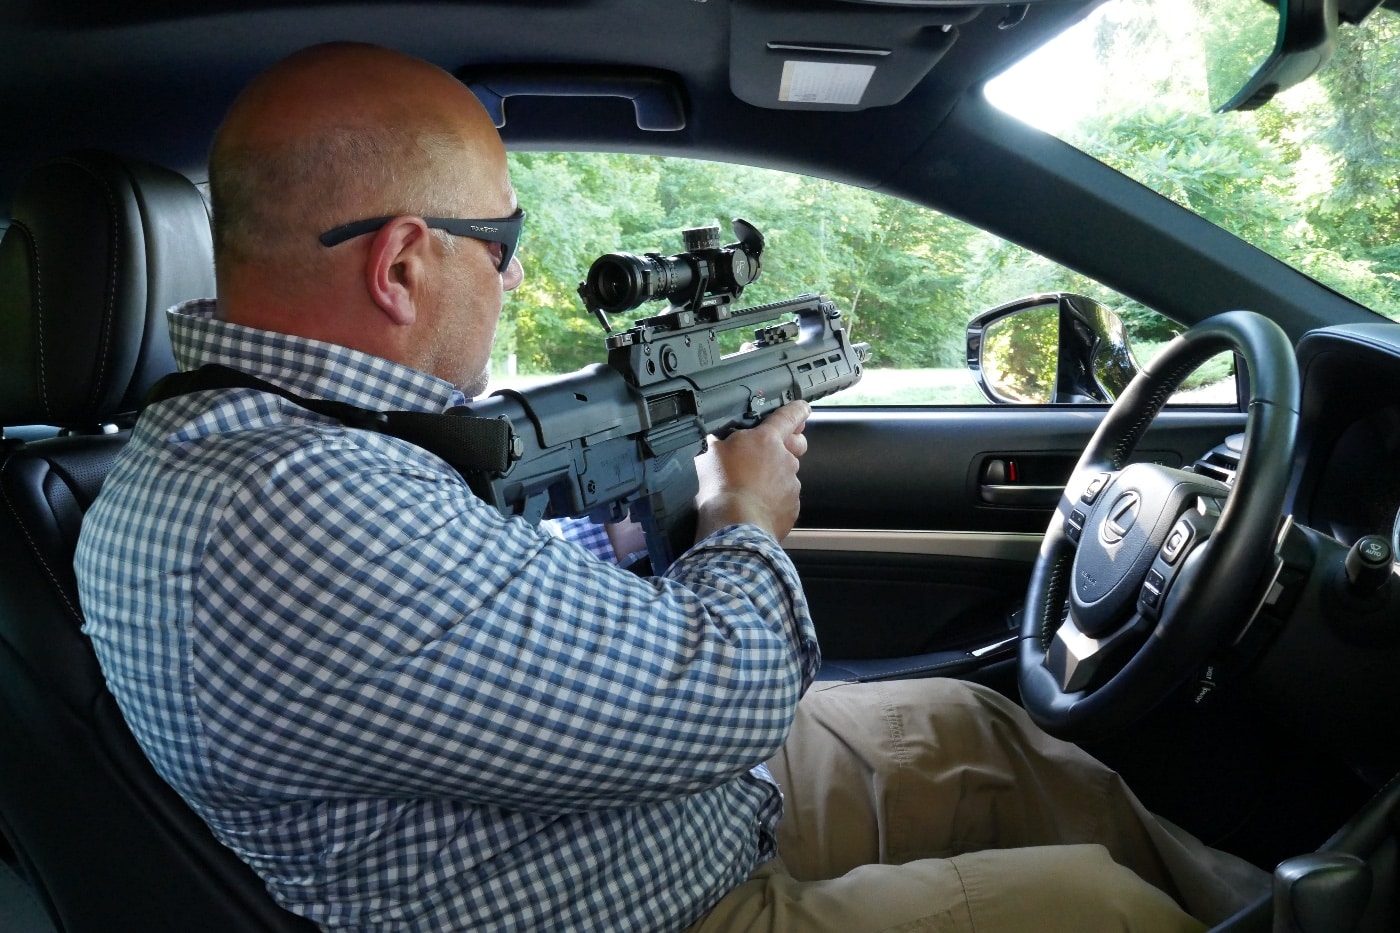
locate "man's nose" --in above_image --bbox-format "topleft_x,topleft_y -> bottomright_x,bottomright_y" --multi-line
502,254 -> 524,291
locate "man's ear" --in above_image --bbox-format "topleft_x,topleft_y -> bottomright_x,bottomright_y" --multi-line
365,217 -> 433,326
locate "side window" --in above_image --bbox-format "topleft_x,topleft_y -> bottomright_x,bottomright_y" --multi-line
497,152 -> 1236,407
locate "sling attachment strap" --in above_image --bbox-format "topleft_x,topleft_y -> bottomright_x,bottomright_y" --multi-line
143,363 -> 520,476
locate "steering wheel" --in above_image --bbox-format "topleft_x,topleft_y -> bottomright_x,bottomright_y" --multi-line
1019,310 -> 1299,742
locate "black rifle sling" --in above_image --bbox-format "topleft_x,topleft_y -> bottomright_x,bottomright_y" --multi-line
142,363 -> 518,477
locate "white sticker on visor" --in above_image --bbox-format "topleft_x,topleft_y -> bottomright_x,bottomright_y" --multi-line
778,61 -> 876,106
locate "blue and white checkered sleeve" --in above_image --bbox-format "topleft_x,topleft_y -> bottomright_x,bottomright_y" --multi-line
193,434 -> 815,814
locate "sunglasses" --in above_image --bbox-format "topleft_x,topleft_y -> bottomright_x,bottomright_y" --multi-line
318,208 -> 525,273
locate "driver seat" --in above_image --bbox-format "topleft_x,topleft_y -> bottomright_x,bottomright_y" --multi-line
0,150 -> 315,931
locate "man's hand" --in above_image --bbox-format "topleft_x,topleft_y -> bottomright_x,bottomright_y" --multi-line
693,400 -> 811,543
605,516 -> 646,562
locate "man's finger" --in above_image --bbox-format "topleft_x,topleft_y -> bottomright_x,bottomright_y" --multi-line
762,400 -> 811,437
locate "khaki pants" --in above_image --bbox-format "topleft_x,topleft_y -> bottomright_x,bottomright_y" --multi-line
687,679 -> 1269,933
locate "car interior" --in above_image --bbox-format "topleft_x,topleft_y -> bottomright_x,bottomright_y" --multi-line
4,0 -> 1400,931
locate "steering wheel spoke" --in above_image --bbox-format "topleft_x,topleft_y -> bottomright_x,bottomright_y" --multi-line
1046,610 -> 1151,693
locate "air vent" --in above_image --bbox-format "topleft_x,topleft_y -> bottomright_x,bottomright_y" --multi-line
1191,433 -> 1245,487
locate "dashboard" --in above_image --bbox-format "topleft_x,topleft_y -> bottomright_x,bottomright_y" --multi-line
1292,323 -> 1400,548
1247,322 -> 1400,785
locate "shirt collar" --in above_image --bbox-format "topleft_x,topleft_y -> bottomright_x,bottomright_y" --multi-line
166,299 -> 468,413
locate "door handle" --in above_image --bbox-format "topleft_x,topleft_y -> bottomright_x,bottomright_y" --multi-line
978,456 -> 1066,508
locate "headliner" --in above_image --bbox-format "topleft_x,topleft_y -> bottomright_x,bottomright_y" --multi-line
0,0 -> 1099,214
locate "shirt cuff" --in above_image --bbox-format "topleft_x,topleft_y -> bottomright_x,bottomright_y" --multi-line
545,515 -> 617,563
669,523 -> 821,690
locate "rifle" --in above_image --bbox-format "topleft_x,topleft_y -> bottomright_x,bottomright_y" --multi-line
143,221 -> 870,573
459,290 -> 870,572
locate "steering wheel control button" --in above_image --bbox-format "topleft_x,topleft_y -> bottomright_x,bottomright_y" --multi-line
1162,521 -> 1193,564
1067,508 -> 1087,543
1139,569 -> 1166,613
1081,472 -> 1111,505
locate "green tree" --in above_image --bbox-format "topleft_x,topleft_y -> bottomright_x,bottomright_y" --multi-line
1073,105 -> 1297,257
504,152 -> 664,374
505,154 -> 987,371
1299,14 -> 1400,313
1059,0 -> 1400,321
841,197 -> 973,368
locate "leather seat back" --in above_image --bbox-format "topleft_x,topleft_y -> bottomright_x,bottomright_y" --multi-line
0,150 -> 315,932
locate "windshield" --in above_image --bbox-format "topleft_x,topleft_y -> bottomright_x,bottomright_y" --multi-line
987,0 -> 1400,321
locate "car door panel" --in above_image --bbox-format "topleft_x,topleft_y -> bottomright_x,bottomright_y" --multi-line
789,407 -> 1248,668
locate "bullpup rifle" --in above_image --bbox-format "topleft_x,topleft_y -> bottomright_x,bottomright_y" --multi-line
459,219 -> 871,571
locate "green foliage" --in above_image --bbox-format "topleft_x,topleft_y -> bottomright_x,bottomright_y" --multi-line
501,150 -> 1182,378
1072,105 -> 1296,256
1060,0 -> 1400,322
1194,0 -> 1280,110
1299,14 -> 1400,315
504,153 -> 658,374
501,153 -> 984,374
981,305 -> 1059,402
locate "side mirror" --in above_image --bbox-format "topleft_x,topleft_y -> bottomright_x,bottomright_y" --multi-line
965,293 -> 1140,405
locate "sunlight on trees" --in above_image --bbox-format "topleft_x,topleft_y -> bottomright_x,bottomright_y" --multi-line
981,305 -> 1059,403
1002,0 -> 1400,321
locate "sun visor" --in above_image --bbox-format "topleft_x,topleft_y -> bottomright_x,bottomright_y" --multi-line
729,0 -> 980,111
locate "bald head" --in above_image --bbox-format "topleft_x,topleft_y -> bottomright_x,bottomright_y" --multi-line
210,43 -> 510,289
207,43 -> 522,394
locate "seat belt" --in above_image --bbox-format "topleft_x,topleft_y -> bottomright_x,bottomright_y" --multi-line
142,364 -> 520,479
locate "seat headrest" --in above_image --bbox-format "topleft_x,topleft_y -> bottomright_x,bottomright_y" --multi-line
0,150 -> 215,429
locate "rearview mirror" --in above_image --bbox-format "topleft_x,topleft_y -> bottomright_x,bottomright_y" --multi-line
1209,0 -> 1337,112
965,293 -> 1139,404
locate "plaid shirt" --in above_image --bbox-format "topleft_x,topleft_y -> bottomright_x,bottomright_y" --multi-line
76,300 -> 819,931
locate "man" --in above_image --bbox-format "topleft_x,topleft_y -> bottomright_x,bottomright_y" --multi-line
76,42 -> 1266,932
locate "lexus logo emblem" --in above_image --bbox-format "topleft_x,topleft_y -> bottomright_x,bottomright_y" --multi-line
1100,491 -> 1141,545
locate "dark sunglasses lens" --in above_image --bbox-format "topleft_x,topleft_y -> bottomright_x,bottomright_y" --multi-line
497,217 -> 522,272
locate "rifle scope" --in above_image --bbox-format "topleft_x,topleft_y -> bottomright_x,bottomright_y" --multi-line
578,220 -> 764,323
